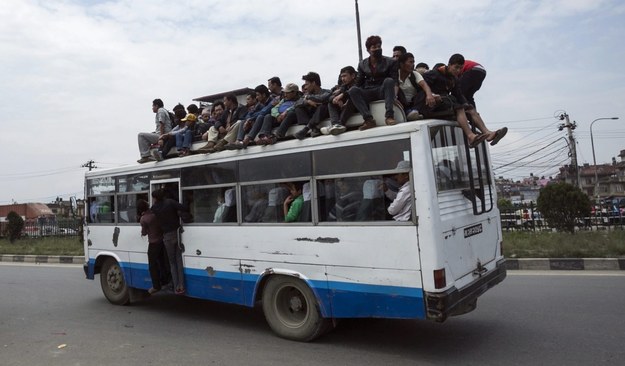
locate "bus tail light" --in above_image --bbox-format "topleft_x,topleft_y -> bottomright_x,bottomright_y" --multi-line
434,268 -> 446,289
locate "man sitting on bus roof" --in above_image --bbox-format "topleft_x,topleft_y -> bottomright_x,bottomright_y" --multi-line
197,94 -> 247,153
137,98 -> 173,163
420,54 -> 506,148
288,71 -> 331,140
348,35 -> 399,130
227,84 -> 274,150
257,83 -> 301,145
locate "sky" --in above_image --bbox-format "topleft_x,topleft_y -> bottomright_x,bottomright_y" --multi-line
1,0 -> 624,205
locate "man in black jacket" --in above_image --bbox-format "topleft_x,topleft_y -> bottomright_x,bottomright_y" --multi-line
197,93 -> 247,153
348,35 -> 399,130
151,188 -> 189,294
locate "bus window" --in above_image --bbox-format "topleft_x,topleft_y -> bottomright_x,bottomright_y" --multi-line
183,186 -> 235,223
118,174 -> 150,193
430,126 -> 470,191
182,162 -> 237,186
239,153 -> 310,182
117,193 -> 148,223
313,139 -> 410,176
88,195 -> 115,224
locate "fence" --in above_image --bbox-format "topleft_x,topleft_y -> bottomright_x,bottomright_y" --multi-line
500,204 -> 624,232
0,218 -> 83,238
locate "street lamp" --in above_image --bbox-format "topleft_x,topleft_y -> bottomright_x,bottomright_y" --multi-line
590,117 -> 620,202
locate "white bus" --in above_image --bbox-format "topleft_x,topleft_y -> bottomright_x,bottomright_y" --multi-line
83,120 -> 506,341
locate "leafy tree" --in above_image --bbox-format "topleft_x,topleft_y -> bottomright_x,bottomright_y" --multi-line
6,211 -> 25,243
536,182 -> 590,233
497,198 -> 513,210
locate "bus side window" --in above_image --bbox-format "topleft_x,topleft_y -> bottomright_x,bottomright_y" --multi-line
326,178 -> 363,222
356,178 -> 387,221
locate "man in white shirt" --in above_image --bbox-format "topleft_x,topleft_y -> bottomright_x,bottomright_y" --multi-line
385,160 -> 412,221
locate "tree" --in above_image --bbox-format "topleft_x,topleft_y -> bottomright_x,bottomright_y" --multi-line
6,211 -> 25,243
536,182 -> 590,234
497,198 -> 513,210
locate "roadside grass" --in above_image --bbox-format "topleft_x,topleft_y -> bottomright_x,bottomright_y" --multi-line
503,230 -> 625,258
2,231 -> 625,258
0,237 -> 83,256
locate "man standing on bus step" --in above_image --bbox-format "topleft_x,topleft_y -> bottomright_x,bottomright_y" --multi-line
150,189 -> 189,295
385,160 -> 412,221
348,35 -> 399,131
138,199 -> 170,294
138,99 -> 173,163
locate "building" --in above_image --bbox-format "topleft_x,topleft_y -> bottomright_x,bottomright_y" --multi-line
559,149 -> 625,200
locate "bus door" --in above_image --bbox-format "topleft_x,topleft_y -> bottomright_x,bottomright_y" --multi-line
150,178 -> 184,262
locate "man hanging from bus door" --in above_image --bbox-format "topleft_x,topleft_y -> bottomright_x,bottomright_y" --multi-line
384,161 -> 412,221
138,199 -> 171,294
151,189 -> 189,295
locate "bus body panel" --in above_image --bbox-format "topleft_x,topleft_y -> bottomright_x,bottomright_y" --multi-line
84,120 -> 505,326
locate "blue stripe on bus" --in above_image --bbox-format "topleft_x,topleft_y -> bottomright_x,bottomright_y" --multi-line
93,259 -> 426,319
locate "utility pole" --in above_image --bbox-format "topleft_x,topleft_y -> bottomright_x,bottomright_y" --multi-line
558,112 -> 580,189
354,0 -> 363,62
82,160 -> 97,171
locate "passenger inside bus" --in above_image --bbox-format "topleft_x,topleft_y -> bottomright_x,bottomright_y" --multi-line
283,182 -> 304,222
385,160 -> 412,221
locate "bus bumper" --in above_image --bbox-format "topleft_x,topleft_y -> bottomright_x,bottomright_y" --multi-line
424,258 -> 507,322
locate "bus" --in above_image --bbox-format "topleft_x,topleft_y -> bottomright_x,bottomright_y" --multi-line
83,119 -> 506,341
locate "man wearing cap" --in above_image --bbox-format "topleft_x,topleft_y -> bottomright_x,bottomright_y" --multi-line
257,83 -> 301,145
348,35 -> 399,131
385,160 -> 412,221
153,113 -> 197,159
288,72 -> 331,140
138,98 -> 173,163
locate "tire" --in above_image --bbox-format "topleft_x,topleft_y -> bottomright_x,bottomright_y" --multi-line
262,276 -> 331,342
100,258 -> 130,305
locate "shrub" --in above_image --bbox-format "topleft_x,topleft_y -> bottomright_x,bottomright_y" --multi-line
6,211 -> 25,243
537,182 -> 590,234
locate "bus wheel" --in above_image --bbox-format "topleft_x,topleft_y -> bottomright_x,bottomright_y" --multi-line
100,258 -> 130,305
262,276 -> 330,342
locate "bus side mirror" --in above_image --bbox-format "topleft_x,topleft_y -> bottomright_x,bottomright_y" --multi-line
70,196 -> 78,217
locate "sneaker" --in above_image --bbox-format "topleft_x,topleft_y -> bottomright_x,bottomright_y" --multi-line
295,127 -> 310,140
148,287 -> 160,295
329,124 -> 346,135
406,110 -> 423,121
150,149 -> 163,161
196,141 -> 215,153
212,139 -> 228,152
310,128 -> 322,138
359,119 -> 377,131
137,156 -> 155,164
224,141 -> 242,150
385,117 -> 397,126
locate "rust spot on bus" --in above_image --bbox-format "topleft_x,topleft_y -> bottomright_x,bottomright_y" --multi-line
295,237 -> 340,243
205,266 -> 216,276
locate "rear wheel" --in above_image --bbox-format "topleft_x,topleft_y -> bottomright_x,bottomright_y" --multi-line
100,258 -> 130,305
262,276 -> 330,341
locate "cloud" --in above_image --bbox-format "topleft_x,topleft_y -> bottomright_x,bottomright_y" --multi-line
1,0 -> 624,203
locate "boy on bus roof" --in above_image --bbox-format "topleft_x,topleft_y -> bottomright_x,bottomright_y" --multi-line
420,54 -> 507,148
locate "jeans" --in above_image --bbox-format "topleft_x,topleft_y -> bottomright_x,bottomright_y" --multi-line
348,77 -> 396,120
175,130 -> 193,149
163,230 -> 185,291
328,100 -> 355,125
147,240 -> 170,289
304,104 -> 329,128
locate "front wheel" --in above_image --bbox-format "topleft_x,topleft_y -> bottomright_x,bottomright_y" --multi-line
100,258 -> 130,305
262,276 -> 331,342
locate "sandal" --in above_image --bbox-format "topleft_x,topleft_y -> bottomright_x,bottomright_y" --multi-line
489,127 -> 508,146
469,133 -> 488,148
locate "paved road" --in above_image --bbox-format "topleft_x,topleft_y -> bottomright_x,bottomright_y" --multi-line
1,264 -> 624,365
